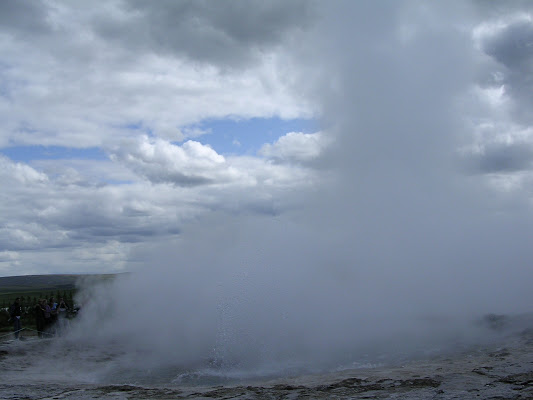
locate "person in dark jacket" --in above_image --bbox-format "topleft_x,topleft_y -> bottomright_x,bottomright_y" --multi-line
9,298 -> 22,339
43,299 -> 52,333
34,299 -> 46,338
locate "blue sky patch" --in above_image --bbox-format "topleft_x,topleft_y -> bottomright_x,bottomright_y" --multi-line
186,117 -> 319,155
0,118 -> 318,163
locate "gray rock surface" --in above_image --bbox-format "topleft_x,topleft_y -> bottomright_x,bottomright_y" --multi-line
1,318 -> 532,399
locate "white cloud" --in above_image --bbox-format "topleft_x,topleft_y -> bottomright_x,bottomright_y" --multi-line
259,131 -> 330,163
0,141 -> 320,275
110,136 -> 241,186
31,159 -> 137,187
0,155 -> 48,184
108,135 -> 323,189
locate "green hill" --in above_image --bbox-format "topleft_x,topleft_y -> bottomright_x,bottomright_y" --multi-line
0,274 -> 116,306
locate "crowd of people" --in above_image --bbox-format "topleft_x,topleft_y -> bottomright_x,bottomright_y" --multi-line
8,296 -> 73,339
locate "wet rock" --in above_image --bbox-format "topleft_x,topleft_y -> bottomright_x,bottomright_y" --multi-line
270,384 -> 306,391
97,385 -> 183,399
473,366 -> 495,376
316,376 -> 366,391
396,378 -> 441,388
99,385 -> 138,392
315,376 -> 440,395
489,348 -> 511,358
498,372 -> 533,386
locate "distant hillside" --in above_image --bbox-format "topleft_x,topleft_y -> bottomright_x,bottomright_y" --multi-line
0,274 -> 117,299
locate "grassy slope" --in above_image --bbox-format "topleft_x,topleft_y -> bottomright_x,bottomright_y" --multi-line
0,274 -> 116,304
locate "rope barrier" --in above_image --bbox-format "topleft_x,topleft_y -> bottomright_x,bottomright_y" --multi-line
0,328 -> 24,340
23,327 -> 55,336
0,327 -> 57,340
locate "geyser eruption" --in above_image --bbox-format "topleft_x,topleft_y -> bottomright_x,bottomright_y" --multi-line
69,1 -> 533,381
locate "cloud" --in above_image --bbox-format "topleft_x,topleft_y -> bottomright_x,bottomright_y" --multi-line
0,0 -> 51,37
461,12 -> 533,196
462,140 -> 533,174
0,155 -> 48,184
110,136 -> 235,186
0,142 -> 319,275
108,135 -> 322,189
259,131 -> 330,163
95,0 -> 313,67
477,16 -> 533,124
0,45 -> 312,147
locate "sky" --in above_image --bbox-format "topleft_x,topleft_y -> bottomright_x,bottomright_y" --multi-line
0,0 -> 325,275
0,0 -> 532,309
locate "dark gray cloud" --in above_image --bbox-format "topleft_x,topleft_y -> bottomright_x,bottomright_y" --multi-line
0,0 -> 51,36
474,0 -> 533,18
484,21 -> 533,68
464,142 -> 533,174
94,0 -> 313,67
481,18 -> 533,124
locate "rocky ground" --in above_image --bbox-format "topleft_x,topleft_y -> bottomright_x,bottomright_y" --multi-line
1,318 -> 532,399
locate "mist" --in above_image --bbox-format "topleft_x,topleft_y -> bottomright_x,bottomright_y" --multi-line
70,1 -> 533,377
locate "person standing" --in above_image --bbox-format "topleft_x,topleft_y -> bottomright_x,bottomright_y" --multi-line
43,299 -> 52,333
48,297 -> 58,336
56,297 -> 70,335
34,300 -> 46,338
9,298 -> 22,339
